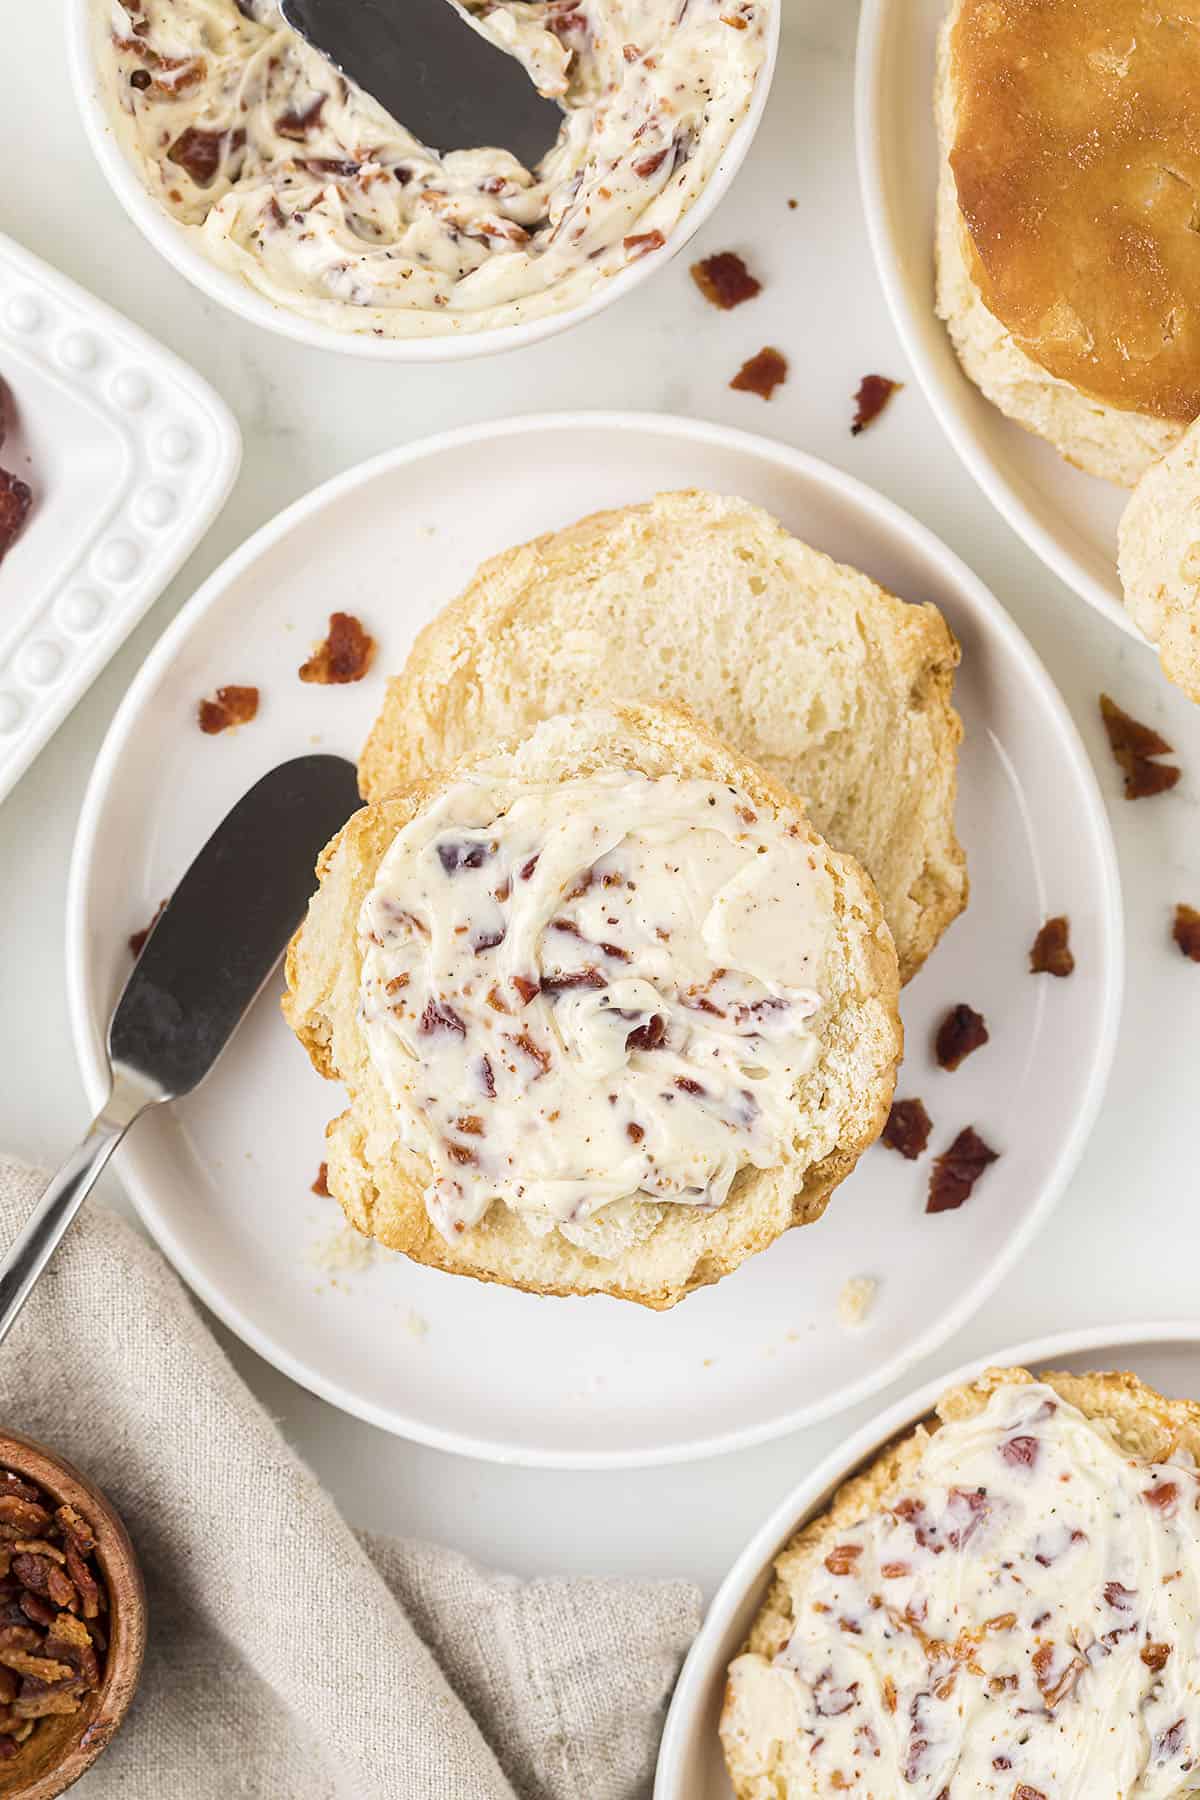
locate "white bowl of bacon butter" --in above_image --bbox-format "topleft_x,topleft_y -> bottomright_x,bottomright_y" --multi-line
655,1321 -> 1200,1798
66,0 -> 780,363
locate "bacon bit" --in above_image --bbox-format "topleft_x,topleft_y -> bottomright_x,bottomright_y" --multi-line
511,974 -> 540,1006
385,974 -> 410,995
1155,1718 -> 1186,1760
197,685 -> 258,734
299,612 -> 375,685
0,469 -> 32,564
984,1611 -> 1016,1631
626,1121 -> 644,1144
882,1676 -> 897,1713
691,251 -> 761,310
1144,1480 -> 1179,1516
998,1434 -> 1039,1469
1104,1580 -> 1136,1609
720,12 -> 749,25
445,1142 -> 477,1167
824,1544 -> 862,1576
730,346 -> 788,400
624,229 -> 666,261
128,897 -> 167,958
881,1097 -> 932,1161
311,1162 -> 330,1197
926,1127 -> 999,1214
934,1004 -> 989,1071
787,197 -> 798,209
419,999 -> 466,1037
486,985 -> 512,1014
1099,693 -> 1181,799
542,968 -> 607,991
509,1032 -> 551,1076
478,1055 -> 496,1098
1142,1641 -> 1172,1672
276,95 -> 325,139
1031,915 -> 1074,976
1032,1643 -> 1086,1709
633,146 -> 670,179
880,1561 -> 909,1579
1015,1789 -> 1048,1800
167,126 -> 228,187
1174,904 -> 1200,961
851,374 -> 902,435
627,1014 -> 666,1052
622,41 -> 640,60
519,855 -> 540,881
675,1076 -> 704,1095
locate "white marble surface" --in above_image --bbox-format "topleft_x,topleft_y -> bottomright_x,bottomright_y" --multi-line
3,0 -> 1200,1597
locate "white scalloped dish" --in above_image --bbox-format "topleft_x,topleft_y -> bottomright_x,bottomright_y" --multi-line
0,231 -> 240,803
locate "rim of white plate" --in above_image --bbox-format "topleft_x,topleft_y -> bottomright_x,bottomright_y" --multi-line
66,411 -> 1124,1468
853,0 -> 1145,645
656,1320 -> 1200,1793
65,0 -> 779,365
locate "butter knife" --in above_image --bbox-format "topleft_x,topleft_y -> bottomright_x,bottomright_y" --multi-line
0,753 -> 360,1343
279,0 -> 563,168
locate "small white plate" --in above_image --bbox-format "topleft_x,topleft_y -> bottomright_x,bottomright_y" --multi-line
67,412 -> 1121,1468
855,0 -> 1141,643
655,1323 -> 1200,1799
0,230 -> 239,803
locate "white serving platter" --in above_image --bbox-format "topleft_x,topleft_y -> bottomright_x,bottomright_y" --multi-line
855,0 -> 1142,644
0,230 -> 239,805
656,1323 -> 1200,1798
67,411 -> 1121,1468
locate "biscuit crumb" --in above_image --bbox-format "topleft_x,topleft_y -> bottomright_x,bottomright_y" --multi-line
838,1276 -> 877,1328
307,1223 -> 374,1273
404,1310 -> 429,1339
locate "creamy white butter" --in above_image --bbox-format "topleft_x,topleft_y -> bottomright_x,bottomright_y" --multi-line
96,0 -> 768,338
357,772 -> 829,1247
745,1380 -> 1200,1797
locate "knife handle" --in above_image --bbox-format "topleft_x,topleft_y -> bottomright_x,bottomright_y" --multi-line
0,1069 -> 161,1345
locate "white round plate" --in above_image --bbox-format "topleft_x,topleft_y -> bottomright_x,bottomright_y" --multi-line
655,1322 -> 1200,1798
856,0 -> 1143,643
67,412 -> 1121,1468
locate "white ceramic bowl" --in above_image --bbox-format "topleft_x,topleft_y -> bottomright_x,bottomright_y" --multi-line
655,1322 -> 1200,1797
66,0 -> 779,363
855,0 -> 1142,644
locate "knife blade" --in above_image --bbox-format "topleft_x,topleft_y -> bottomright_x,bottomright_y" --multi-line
0,753 -> 361,1342
279,0 -> 563,169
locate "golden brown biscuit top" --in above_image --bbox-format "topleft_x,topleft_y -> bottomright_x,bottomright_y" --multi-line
950,0 -> 1200,424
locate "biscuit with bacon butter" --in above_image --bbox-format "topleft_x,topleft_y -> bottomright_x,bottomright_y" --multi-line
936,0 -> 1200,486
283,703 -> 901,1309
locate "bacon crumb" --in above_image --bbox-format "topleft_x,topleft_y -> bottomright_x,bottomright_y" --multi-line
851,374 -> 902,435
927,1127 -> 999,1214
730,346 -> 788,400
129,897 -> 167,958
1099,694 -> 1181,799
312,1162 -> 330,1197
623,229 -> 666,261
1030,915 -> 1074,976
0,468 -> 32,564
935,1003 -> 989,1071
299,612 -> 376,685
691,251 -> 761,310
198,685 -> 258,734
1174,904 -> 1200,962
881,1097 -> 932,1161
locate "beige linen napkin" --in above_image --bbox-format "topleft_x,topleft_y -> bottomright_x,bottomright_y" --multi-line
0,1158 -> 700,1799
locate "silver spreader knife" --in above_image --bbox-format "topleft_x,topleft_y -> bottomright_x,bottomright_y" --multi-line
0,753 -> 361,1344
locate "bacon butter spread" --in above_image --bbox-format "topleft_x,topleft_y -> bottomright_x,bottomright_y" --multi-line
96,0 -> 768,339
737,1379 -> 1200,1796
358,772 -> 829,1248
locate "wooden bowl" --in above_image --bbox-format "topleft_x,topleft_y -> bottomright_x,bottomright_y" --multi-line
0,1432 -> 145,1800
